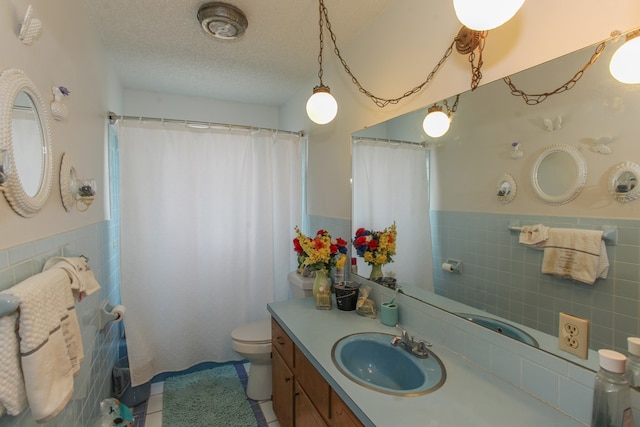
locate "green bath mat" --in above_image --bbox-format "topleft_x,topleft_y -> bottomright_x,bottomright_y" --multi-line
163,364 -> 260,426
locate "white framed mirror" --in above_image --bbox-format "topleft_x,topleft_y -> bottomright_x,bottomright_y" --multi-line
609,161 -> 640,203
496,173 -> 516,204
0,68 -> 54,217
531,144 -> 586,205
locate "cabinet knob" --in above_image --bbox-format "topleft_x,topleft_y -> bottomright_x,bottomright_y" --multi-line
285,376 -> 291,383
276,336 -> 285,345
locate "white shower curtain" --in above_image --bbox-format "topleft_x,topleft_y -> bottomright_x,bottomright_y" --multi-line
119,123 -> 302,386
352,140 -> 433,289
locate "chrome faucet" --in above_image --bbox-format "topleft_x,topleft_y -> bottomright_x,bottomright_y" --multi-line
391,324 -> 431,359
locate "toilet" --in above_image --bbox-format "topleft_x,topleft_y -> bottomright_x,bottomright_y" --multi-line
230,271 -> 314,400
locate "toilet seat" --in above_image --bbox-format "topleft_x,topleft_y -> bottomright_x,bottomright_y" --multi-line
231,319 -> 271,344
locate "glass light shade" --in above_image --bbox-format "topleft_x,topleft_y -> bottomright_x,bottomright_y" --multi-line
306,88 -> 338,125
609,36 -> 640,84
453,0 -> 525,31
423,110 -> 451,138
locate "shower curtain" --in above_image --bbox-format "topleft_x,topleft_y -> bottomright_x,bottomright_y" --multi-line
352,140 -> 433,289
119,122 -> 302,386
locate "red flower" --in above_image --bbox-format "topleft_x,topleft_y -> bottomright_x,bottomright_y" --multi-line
336,237 -> 347,247
313,238 -> 325,249
293,238 -> 304,255
355,228 -> 366,236
368,240 -> 378,251
316,229 -> 327,236
354,236 -> 368,247
330,244 -> 338,254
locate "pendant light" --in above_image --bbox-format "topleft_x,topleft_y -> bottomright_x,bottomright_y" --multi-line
609,30 -> 640,84
423,107 -> 450,138
453,0 -> 525,31
306,0 -> 337,124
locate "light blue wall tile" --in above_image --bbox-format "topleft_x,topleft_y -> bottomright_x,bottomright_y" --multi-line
558,377 -> 593,425
522,360 -> 559,405
491,346 -> 521,387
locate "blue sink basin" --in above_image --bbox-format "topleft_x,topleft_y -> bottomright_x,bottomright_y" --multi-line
457,313 -> 539,347
331,332 -> 446,396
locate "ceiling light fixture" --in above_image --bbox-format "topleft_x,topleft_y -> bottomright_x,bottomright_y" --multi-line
197,2 -> 248,40
453,0 -> 525,31
422,95 -> 459,138
609,29 -> 640,84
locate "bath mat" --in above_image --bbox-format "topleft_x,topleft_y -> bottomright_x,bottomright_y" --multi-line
163,363 -> 265,427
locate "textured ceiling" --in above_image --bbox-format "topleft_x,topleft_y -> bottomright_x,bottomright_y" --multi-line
82,0 -> 396,106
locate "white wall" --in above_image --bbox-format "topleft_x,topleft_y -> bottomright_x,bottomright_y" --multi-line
279,0 -> 640,221
0,0 -> 110,249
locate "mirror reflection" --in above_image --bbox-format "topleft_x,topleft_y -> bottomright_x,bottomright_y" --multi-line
12,91 -> 44,197
352,33 -> 640,370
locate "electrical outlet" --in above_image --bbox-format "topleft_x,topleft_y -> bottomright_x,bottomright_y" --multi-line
558,312 -> 589,359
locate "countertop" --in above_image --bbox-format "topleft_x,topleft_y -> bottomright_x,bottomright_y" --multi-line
268,297 -> 583,427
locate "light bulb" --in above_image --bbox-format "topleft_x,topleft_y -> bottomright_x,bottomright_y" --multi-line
453,0 -> 525,31
610,36 -> 640,84
306,87 -> 338,124
423,109 -> 451,138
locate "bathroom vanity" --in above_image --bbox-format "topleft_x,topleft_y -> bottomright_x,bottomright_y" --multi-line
268,297 -> 585,427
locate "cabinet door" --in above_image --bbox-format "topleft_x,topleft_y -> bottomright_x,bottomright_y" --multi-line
330,389 -> 364,427
295,381 -> 328,427
272,349 -> 294,427
295,346 -> 330,422
272,318 -> 295,368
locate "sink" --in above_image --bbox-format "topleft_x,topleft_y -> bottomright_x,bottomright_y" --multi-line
331,332 -> 446,396
457,313 -> 539,347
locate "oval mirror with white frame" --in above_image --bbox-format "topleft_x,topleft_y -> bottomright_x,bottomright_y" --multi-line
0,68 -> 53,217
609,161 -> 640,203
531,144 -> 586,205
496,173 -> 516,204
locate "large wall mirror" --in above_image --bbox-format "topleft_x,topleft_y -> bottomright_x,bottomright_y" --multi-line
0,68 -> 54,217
352,30 -> 640,372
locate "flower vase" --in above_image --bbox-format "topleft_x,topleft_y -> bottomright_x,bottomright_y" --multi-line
369,264 -> 383,280
313,269 -> 332,310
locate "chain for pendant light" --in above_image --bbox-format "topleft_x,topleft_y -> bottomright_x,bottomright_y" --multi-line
502,41 -> 606,105
314,0 -> 326,89
468,32 -> 487,90
318,0 -> 458,108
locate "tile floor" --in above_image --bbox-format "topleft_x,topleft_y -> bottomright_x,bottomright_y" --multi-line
135,363 -> 280,427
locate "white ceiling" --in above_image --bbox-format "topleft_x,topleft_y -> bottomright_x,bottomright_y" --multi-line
82,0 -> 396,106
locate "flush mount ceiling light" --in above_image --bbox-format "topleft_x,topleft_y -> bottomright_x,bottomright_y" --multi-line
197,2 -> 248,40
453,0 -> 525,31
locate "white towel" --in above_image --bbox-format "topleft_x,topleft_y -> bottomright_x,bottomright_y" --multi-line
3,269 -> 83,422
542,228 -> 609,285
43,256 -> 101,300
519,224 -> 549,247
0,311 -> 27,416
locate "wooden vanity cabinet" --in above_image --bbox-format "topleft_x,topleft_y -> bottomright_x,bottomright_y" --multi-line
271,317 -> 363,427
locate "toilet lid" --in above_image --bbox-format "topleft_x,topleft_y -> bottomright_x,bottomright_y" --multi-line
231,319 -> 271,344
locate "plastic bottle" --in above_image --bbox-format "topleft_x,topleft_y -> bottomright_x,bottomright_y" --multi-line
351,257 -> 358,275
625,337 -> 640,391
591,349 -> 634,427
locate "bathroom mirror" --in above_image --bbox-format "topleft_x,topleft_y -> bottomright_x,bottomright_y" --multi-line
609,161 -> 640,203
531,144 -> 587,205
352,32 -> 640,371
496,173 -> 516,204
0,68 -> 53,217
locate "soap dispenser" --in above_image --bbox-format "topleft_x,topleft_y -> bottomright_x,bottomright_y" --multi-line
591,349 -> 634,427
625,337 -> 640,390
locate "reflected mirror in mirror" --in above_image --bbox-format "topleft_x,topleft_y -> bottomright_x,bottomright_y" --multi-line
0,68 -> 53,217
609,161 -> 640,203
352,31 -> 640,371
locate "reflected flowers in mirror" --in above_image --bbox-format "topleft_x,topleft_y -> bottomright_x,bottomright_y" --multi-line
353,223 -> 397,266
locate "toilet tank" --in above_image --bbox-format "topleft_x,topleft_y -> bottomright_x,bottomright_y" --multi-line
288,271 -> 315,299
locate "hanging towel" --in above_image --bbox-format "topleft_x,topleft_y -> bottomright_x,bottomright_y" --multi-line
3,268 -> 83,423
43,256 -> 101,300
518,224 -> 550,247
0,311 -> 27,417
541,228 -> 609,285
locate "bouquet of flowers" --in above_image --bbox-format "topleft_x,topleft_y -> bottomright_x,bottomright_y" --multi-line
353,223 -> 397,266
293,226 -> 348,272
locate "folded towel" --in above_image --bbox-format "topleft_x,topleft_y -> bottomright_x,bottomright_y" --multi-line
43,256 -> 101,300
542,228 -> 609,285
0,311 -> 27,417
519,224 -> 550,247
3,268 -> 83,422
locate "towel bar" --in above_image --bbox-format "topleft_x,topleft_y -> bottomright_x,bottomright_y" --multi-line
0,294 -> 20,317
508,224 -> 617,245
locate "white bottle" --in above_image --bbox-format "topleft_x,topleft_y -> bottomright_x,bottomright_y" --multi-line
625,337 -> 640,390
591,349 -> 634,427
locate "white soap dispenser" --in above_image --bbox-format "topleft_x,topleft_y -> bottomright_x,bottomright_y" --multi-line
625,337 -> 640,390
591,349 -> 634,427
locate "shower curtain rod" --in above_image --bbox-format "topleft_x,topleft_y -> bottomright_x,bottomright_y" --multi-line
107,112 -> 304,137
353,136 -> 427,147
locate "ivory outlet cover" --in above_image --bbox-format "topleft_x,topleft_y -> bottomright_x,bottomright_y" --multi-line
558,312 -> 589,359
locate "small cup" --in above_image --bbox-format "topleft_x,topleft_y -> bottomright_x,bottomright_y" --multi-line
380,302 -> 398,327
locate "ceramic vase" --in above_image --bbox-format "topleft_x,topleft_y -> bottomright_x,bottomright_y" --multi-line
313,268 -> 332,310
369,263 -> 383,280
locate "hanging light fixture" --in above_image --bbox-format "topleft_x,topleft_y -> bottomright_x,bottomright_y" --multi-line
422,95 -> 459,138
453,0 -> 525,31
609,29 -> 640,84
306,0 -> 337,124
